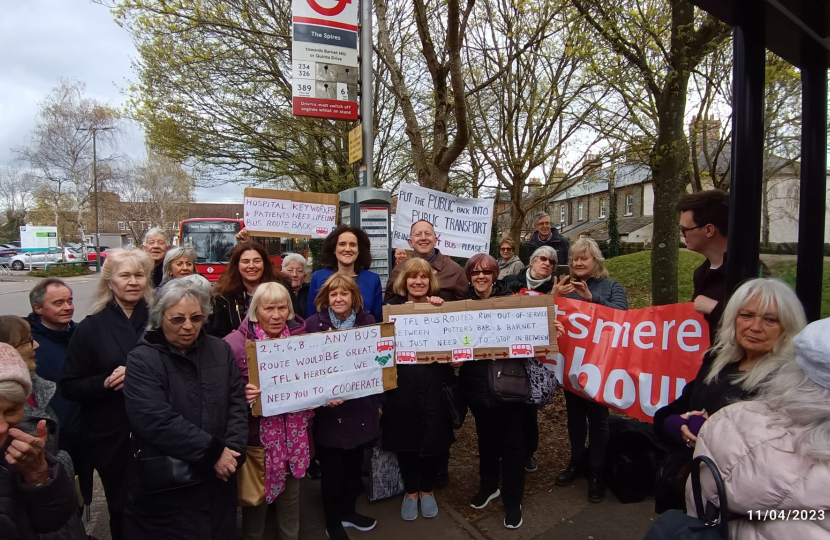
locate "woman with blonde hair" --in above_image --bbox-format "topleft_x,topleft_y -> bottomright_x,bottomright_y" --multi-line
154,246 -> 197,293
555,237 -> 628,503
61,248 -> 154,540
383,258 -> 452,521
653,277 -> 806,512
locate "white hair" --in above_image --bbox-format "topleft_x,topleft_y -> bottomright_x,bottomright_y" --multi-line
143,227 -> 168,245
148,276 -> 212,330
281,253 -> 307,272
248,282 -> 295,323
0,380 -> 27,404
162,246 -> 197,283
706,278 -> 807,391
757,361 -> 830,459
568,237 -> 609,279
90,248 -> 155,314
529,246 -> 558,265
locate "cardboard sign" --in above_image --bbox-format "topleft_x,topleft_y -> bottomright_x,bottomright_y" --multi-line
391,183 -> 495,258
247,323 -> 398,417
544,298 -> 709,423
243,188 -> 339,239
383,295 -> 559,364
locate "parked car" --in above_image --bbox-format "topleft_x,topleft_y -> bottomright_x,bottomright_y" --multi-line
0,244 -> 21,252
85,246 -> 110,263
9,249 -> 63,270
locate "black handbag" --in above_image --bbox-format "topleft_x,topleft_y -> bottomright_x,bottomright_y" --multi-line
645,455 -> 731,540
132,433 -> 203,494
441,378 -> 468,429
487,358 -> 531,403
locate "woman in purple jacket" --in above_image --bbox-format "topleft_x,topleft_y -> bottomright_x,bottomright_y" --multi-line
305,274 -> 380,540
224,282 -> 311,540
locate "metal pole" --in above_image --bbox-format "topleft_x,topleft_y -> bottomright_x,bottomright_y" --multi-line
360,0 -> 373,188
795,33 -> 828,322
93,129 -> 101,273
726,0 -> 765,295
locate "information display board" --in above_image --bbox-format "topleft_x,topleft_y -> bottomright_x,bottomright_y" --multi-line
19,226 -> 58,251
360,206 -> 390,287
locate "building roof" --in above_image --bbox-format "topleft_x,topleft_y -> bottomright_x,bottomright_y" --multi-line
560,218 -> 606,239
552,164 -> 652,202
590,216 -> 654,241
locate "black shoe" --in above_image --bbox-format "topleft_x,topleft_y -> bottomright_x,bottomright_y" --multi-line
326,525 -> 350,540
504,504 -> 523,529
306,459 -> 321,479
524,456 -> 538,473
588,474 -> 605,503
434,469 -> 449,489
342,513 -> 377,532
469,487 -> 500,509
555,463 -> 582,486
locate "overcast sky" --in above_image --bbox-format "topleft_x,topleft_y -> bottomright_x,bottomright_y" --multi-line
0,0 -> 247,202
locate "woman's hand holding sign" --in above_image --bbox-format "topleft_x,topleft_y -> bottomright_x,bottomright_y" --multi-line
245,383 -> 261,405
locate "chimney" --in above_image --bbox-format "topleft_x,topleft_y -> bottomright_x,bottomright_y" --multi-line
689,113 -> 722,154
584,154 -> 602,173
527,177 -> 543,195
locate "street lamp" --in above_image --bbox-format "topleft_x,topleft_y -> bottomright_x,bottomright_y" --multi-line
77,126 -> 113,272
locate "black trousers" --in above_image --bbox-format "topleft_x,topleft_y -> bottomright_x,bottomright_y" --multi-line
317,445 -> 364,528
397,451 -> 439,494
470,403 -> 525,508
564,391 -> 610,473
524,404 -> 539,458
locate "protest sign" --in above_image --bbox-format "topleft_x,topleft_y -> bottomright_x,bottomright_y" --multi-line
243,187 -> 339,239
391,183 -> 494,258
383,295 -> 559,364
247,323 -> 398,417
544,298 -> 709,423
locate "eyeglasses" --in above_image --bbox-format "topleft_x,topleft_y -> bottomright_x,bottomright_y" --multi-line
470,269 -> 494,277
537,221 -> 552,227
166,314 -> 207,326
536,256 -> 553,263
679,225 -> 705,237
12,337 -> 34,349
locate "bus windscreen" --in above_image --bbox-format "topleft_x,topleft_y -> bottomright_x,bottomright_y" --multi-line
181,221 -> 239,263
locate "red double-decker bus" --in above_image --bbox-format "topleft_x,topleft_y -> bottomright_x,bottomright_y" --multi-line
179,218 -> 283,282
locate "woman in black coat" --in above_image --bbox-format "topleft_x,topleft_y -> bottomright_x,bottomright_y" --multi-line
61,249 -> 155,540
208,241 -> 294,338
305,274 -> 380,540
123,276 -> 248,540
382,258 -> 454,522
458,254 -> 527,530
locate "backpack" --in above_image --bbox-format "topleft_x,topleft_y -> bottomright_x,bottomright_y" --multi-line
604,416 -> 667,503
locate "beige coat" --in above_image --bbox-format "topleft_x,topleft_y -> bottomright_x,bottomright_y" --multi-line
687,401 -> 830,540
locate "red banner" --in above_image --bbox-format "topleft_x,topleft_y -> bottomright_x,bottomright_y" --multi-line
540,298 -> 709,422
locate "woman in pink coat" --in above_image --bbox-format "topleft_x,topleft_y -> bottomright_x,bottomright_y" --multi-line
688,318 -> 830,539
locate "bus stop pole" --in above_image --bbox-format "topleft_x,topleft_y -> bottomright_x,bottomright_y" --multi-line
360,0 -> 373,188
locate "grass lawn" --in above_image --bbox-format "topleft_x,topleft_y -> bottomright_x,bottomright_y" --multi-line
605,251 -> 830,316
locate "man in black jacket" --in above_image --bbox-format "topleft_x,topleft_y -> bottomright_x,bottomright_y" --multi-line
676,191 -> 729,343
526,212 -> 569,266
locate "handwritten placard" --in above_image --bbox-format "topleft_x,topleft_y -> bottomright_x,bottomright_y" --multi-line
243,188 -> 339,239
383,295 -> 559,364
391,183 -> 494,258
246,323 -> 397,417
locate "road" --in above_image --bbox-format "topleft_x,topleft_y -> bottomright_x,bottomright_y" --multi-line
0,274 -> 100,319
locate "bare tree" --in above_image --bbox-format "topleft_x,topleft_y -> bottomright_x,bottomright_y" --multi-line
0,167 -> 37,241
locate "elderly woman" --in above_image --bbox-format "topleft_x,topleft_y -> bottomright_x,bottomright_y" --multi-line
224,282 -> 310,540
383,259 -> 452,521
61,248 -> 154,540
683,318 -> 830,540
209,241 -> 293,338
459,254 -> 526,529
554,238 -> 628,504
154,246 -> 197,293
653,278 -> 806,513
307,226 -> 383,322
0,317 -> 86,540
122,276 -> 247,540
0,343 -> 78,539
497,238 -> 524,280
306,274 -> 379,540
282,253 -> 310,320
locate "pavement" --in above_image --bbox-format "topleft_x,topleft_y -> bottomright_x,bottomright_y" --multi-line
80,472 -> 656,540
0,273 -> 99,318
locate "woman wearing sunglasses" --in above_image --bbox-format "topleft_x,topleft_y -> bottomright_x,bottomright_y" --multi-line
122,275 -> 248,539
504,245 -> 572,297
458,254 -> 528,530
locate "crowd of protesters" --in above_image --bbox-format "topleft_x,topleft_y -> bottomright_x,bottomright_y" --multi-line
0,192 -> 828,540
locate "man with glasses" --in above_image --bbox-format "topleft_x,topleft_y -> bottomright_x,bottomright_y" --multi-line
142,227 -> 170,288
676,190 -> 730,342
527,212 -> 569,268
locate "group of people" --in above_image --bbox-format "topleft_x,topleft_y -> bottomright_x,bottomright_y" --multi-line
1,192 -> 829,540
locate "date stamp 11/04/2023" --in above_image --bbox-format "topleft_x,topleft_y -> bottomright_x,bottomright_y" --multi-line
747,510 -> 825,521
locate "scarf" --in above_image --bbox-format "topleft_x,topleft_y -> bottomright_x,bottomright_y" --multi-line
328,306 -> 356,329
525,268 -> 552,291
254,322 -> 314,503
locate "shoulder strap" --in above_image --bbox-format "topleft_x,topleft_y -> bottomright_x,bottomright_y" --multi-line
691,454 -> 730,539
